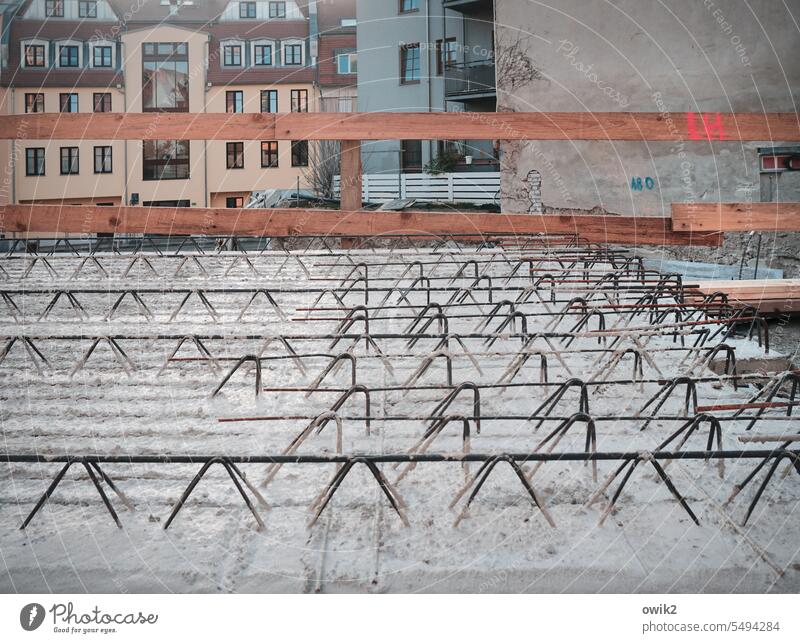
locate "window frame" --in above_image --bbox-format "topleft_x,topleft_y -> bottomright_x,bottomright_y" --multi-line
269,1 -> 287,19
261,141 -> 279,168
92,44 -> 113,68
57,41 -> 81,68
436,37 -> 457,75
93,92 -> 112,113
59,93 -> 79,113
23,42 -> 47,68
226,142 -> 245,170
282,40 -> 304,66
25,93 -> 44,114
337,51 -> 357,75
94,145 -> 113,174
290,89 -> 308,113
239,1 -> 256,19
252,41 -> 274,66
60,146 -> 80,176
142,139 -> 191,181
79,1 -> 98,18
260,89 -> 278,113
142,42 -> 190,113
226,196 -> 245,208
226,90 -> 244,114
45,0 -> 64,17
26,148 -> 45,177
399,0 -> 419,14
291,140 -> 308,167
222,41 -> 243,67
400,43 -> 421,85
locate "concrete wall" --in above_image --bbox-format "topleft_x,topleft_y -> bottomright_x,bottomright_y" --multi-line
494,0 -> 800,274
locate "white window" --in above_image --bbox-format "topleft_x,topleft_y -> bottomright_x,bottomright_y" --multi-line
251,39 -> 275,66
55,39 -> 83,68
90,40 -> 115,69
221,39 -> 244,67
281,39 -> 304,66
340,18 -> 357,27
337,52 -> 357,74
21,39 -> 49,68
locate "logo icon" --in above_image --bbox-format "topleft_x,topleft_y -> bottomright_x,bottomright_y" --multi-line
20,603 -> 45,632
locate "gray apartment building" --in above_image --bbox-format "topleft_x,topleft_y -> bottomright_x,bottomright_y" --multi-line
356,0 -> 496,174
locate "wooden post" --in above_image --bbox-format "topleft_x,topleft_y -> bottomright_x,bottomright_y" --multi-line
339,140 -> 362,211
339,140 -> 362,249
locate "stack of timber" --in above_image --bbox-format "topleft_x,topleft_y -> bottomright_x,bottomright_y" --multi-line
689,279 -> 800,314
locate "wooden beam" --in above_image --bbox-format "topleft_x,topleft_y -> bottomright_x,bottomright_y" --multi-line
672,202 -> 800,232
339,140 -> 362,211
0,205 -> 721,246
1,112 -> 798,141
689,280 -> 800,313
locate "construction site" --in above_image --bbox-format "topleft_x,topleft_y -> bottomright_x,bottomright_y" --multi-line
0,108 -> 797,594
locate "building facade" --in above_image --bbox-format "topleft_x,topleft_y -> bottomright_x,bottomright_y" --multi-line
0,0 -> 357,209
356,0 -> 496,175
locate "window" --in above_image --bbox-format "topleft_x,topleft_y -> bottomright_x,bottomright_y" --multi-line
239,1 -> 256,18
60,147 -> 79,175
291,140 -> 308,167
291,89 -> 308,112
24,44 -> 46,68
261,90 -> 278,113
93,45 -> 112,68
94,146 -> 112,173
227,196 -> 244,208
399,0 -> 419,13
261,141 -> 279,167
93,92 -> 111,112
26,148 -> 45,176
25,93 -> 44,113
269,1 -> 286,18
143,139 -> 190,180
341,18 -> 357,27
79,1 -> 97,17
283,43 -> 303,65
58,45 -> 80,68
253,43 -> 272,66
60,93 -> 78,113
226,90 -> 244,113
226,142 -> 245,169
223,43 -> 242,66
337,51 -> 357,74
400,43 -> 420,84
436,38 -> 457,75
45,0 -> 64,17
142,43 -> 189,112
401,140 -> 422,172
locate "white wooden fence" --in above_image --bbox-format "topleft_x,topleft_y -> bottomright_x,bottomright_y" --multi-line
333,172 -> 501,205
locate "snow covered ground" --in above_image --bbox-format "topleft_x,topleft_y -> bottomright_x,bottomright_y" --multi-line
0,245 -> 797,593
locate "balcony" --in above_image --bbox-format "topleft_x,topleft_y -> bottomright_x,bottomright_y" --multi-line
445,59 -> 496,101
442,0 -> 493,14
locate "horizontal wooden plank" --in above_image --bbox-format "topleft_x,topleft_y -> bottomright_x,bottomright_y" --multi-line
0,205 -> 721,246
672,202 -> 800,232
1,112 -> 798,141
689,279 -> 800,313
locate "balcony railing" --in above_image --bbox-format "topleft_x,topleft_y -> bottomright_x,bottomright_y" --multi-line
445,59 -> 496,98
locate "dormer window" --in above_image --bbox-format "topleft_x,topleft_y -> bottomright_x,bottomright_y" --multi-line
222,40 -> 243,67
58,42 -> 81,68
282,40 -> 304,66
23,42 -> 47,68
79,1 -> 98,18
269,1 -> 286,19
239,1 -> 256,18
91,42 -> 114,68
45,0 -> 64,17
252,40 -> 274,66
